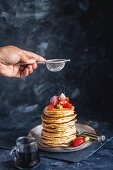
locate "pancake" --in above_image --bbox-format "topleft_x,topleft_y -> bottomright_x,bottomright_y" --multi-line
42,134 -> 76,142
42,125 -> 76,137
41,141 -> 71,147
42,119 -> 76,129
43,125 -> 76,133
42,122 -> 77,132
41,134 -> 76,147
44,106 -> 74,117
41,113 -> 77,124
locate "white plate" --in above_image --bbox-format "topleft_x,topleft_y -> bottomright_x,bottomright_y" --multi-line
28,123 -> 96,152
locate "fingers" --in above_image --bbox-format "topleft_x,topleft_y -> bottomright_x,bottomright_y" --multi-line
17,49 -> 43,78
27,65 -> 33,74
23,50 -> 46,63
18,64 -> 37,78
19,66 -> 25,71
23,68 -> 29,76
18,68 -> 29,78
32,63 -> 37,69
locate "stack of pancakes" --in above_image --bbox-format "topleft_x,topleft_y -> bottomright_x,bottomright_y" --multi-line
41,106 -> 77,147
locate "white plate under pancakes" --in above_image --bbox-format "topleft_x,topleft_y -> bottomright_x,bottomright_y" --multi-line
28,123 -> 96,152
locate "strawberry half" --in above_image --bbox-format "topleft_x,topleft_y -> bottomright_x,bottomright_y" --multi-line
47,104 -> 54,110
72,137 -> 85,147
63,103 -> 72,109
59,97 -> 69,105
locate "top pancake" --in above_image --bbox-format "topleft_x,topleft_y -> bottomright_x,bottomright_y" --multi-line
43,106 -> 75,117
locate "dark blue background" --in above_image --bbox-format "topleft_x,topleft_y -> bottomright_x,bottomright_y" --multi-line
0,0 -> 113,138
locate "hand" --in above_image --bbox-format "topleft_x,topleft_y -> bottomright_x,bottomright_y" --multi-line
0,45 -> 46,78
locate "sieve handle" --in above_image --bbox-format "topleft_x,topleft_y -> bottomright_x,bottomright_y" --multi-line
16,61 -> 46,66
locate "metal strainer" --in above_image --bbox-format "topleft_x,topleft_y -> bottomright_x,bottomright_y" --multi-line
18,59 -> 70,72
45,59 -> 70,72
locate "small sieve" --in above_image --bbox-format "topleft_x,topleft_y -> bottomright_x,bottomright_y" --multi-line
45,59 -> 70,72
17,59 -> 70,72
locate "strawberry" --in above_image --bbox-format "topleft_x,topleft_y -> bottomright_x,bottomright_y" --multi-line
47,104 -> 54,110
50,96 -> 59,106
63,103 -> 72,108
59,97 -> 69,105
72,137 -> 85,147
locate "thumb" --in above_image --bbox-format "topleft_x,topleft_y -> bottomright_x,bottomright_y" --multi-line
20,54 -> 36,64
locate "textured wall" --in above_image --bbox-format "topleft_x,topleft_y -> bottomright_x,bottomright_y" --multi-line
0,0 -> 113,136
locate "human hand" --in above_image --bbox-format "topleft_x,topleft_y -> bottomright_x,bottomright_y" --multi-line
0,45 -> 46,78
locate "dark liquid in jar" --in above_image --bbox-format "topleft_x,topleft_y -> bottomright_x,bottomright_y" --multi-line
15,150 -> 40,168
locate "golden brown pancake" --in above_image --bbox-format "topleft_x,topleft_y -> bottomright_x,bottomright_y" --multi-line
43,125 -> 76,133
41,141 -> 71,147
42,125 -> 76,137
41,134 -> 76,147
41,113 -> 76,124
42,119 -> 76,129
42,134 -> 76,142
44,106 -> 75,117
42,123 -> 76,132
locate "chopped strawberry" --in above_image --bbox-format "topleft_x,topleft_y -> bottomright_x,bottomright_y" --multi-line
50,94 -> 72,109
72,137 -> 85,147
50,96 -> 59,106
47,104 -> 54,110
63,103 -> 72,108
66,97 -> 69,102
59,97 -> 69,105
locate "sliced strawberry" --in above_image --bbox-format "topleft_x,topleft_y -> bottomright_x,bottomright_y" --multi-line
50,96 -> 59,106
63,103 -> 72,108
59,97 -> 69,105
47,104 -> 54,110
72,137 -> 85,147
65,97 -> 69,102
